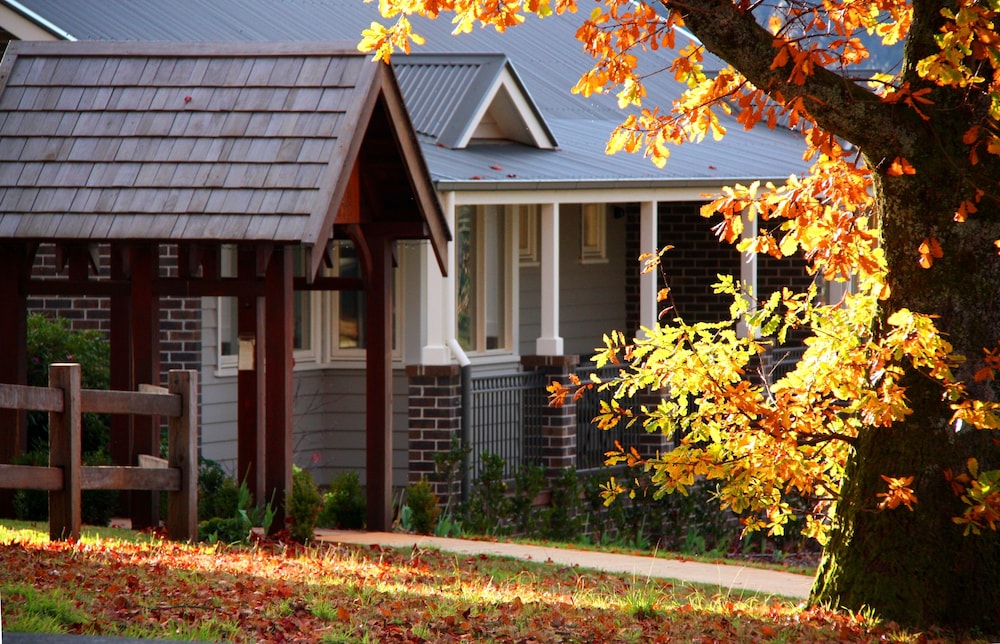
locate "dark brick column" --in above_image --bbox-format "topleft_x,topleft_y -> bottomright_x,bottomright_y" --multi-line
521,355 -> 579,479
406,364 -> 462,501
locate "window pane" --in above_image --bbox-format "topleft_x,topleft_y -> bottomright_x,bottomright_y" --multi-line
219,297 -> 238,356
484,209 -> 506,350
338,244 -> 366,349
456,206 -> 477,351
291,247 -> 311,352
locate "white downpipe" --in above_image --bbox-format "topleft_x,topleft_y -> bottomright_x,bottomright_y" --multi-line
448,338 -> 471,368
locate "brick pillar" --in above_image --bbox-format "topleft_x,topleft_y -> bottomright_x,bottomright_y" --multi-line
521,355 -> 579,479
406,364 -> 462,503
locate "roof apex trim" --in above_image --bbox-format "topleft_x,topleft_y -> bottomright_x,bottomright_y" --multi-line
394,53 -> 557,151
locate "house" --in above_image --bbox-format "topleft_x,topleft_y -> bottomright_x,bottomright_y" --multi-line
0,1 -> 814,520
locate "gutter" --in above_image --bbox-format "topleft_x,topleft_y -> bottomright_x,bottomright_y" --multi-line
2,0 -> 77,40
434,176 -> 793,192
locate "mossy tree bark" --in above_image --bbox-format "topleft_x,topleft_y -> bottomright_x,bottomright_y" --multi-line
671,0 -> 1000,630
811,125 -> 1000,632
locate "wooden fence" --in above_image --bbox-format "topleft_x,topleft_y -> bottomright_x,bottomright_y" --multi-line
0,363 -> 198,542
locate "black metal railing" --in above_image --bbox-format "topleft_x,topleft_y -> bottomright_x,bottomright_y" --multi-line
574,365 -> 645,471
467,370 -> 547,480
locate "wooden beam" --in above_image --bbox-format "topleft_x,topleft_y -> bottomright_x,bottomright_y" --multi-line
80,389 -> 181,417
264,245 -> 294,533
80,466 -> 181,491
0,464 -> 62,491
0,384 -> 63,413
366,232 -> 395,531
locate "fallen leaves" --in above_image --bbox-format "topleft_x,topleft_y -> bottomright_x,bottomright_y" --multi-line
0,524 -> 976,642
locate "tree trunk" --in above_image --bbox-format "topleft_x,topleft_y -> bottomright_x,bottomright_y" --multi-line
811,158 -> 1000,633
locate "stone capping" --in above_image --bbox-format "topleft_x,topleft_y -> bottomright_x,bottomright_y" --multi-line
406,364 -> 462,377
520,354 -> 580,369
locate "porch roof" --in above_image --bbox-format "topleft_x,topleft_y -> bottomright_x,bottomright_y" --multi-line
0,40 -> 449,276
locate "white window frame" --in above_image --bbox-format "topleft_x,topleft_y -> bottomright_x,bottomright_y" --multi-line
456,204 -> 515,355
580,203 -> 608,263
216,242 -> 402,375
518,204 -> 539,266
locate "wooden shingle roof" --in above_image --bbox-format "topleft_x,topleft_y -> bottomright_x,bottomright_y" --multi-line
0,40 -> 448,275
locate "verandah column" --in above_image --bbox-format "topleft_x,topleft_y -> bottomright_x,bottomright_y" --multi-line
109,242 -> 161,530
536,203 -> 563,356
366,233 -> 395,531
236,244 -> 267,505
263,244 -> 293,532
0,243 -> 29,516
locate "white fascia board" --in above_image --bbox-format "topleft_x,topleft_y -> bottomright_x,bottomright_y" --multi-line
447,184 -> 737,206
454,66 -> 555,150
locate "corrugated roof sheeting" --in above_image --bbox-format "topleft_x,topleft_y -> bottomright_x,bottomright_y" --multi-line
393,60 -> 482,141
12,0 -> 809,186
0,41 -> 376,241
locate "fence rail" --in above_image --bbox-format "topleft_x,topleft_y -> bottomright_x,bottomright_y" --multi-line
0,363 -> 197,542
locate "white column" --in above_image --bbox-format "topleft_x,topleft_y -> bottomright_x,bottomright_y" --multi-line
535,202 -> 563,356
638,200 -> 658,339
421,191 -> 456,365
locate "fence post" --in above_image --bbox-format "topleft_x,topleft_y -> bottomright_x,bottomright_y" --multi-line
48,363 -> 81,541
167,370 -> 198,542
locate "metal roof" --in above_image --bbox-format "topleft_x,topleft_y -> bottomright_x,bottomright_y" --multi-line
0,39 -> 449,272
3,0 -> 810,189
394,54 -> 557,149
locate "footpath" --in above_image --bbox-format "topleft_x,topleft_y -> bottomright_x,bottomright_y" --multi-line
316,529 -> 814,600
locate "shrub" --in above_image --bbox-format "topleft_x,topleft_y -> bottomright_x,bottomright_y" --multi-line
198,457 -> 241,522
26,314 -> 110,455
318,471 -> 366,530
510,464 -> 546,536
403,479 -> 440,535
288,466 -> 321,543
463,452 -> 511,535
544,467 -> 587,541
198,470 -> 274,543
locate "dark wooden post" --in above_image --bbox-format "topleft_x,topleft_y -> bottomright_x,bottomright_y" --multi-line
109,243 -> 134,515
110,243 -> 162,529
167,370 -> 198,542
366,234 -> 394,531
237,244 -> 267,504
130,243 -> 161,529
264,245 -> 293,531
0,243 -> 29,517
49,363 -> 82,541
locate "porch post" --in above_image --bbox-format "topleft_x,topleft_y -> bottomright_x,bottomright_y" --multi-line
367,233 -> 395,531
109,243 -> 134,517
0,244 -> 29,516
420,192 -> 455,366
536,202 -> 563,356
130,243 -> 161,530
639,201 -> 659,338
264,244 -> 294,532
237,244 -> 267,504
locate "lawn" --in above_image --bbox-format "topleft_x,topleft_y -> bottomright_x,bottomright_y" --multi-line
0,521 -> 981,643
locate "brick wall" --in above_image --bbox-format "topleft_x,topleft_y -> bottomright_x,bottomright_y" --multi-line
406,364 -> 463,501
26,243 -> 202,384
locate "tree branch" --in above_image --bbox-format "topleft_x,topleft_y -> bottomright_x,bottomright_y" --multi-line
660,0 -> 902,153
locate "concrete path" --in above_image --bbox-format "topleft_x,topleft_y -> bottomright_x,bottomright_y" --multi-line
315,529 -> 815,600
